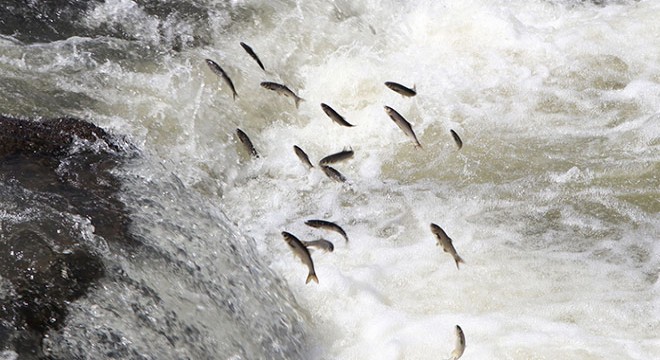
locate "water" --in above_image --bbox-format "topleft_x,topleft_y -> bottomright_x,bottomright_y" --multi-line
1,0 -> 659,358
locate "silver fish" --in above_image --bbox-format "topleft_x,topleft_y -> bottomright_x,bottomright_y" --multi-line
305,219 -> 348,243
450,129 -> 463,150
383,106 -> 422,148
319,148 -> 354,166
240,42 -> 265,71
320,165 -> 347,183
321,103 -> 355,127
282,231 -> 318,284
430,223 -> 464,269
450,325 -> 465,360
236,128 -> 259,158
293,145 -> 314,169
261,81 -> 304,108
205,58 -> 238,100
385,81 -> 416,97
302,239 -> 334,253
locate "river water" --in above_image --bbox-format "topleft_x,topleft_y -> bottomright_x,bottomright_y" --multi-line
1,0 -> 659,359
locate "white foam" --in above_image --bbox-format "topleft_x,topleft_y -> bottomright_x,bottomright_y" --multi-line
207,1 -> 660,358
8,0 -> 655,358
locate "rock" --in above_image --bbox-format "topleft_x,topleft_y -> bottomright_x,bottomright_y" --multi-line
0,115 -> 132,358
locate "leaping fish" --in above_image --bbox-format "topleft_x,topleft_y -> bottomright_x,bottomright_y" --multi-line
319,148 -> 354,166
236,128 -> 259,158
321,103 -> 355,127
282,231 -> 319,284
320,165 -> 347,183
302,239 -> 334,253
385,81 -> 416,97
293,145 -> 314,169
384,106 -> 422,148
450,129 -> 463,150
261,81 -> 304,108
240,42 -> 265,71
430,223 -> 464,269
305,219 -> 349,243
205,58 -> 238,100
450,325 -> 465,360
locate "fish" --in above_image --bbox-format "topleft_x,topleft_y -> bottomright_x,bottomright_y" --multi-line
450,129 -> 463,150
319,148 -> 354,166
205,58 -> 238,100
302,239 -> 334,253
321,103 -> 355,127
430,223 -> 464,269
236,128 -> 259,158
281,231 -> 319,284
383,106 -> 422,148
293,145 -> 314,169
385,81 -> 417,97
240,42 -> 265,71
450,325 -> 465,360
320,165 -> 347,183
260,81 -> 304,108
305,219 -> 349,243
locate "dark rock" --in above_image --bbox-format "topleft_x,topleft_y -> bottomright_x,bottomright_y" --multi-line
0,1 -> 101,44
0,0 -> 212,50
0,115 -> 132,358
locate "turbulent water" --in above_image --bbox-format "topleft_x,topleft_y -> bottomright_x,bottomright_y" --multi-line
1,0 -> 659,358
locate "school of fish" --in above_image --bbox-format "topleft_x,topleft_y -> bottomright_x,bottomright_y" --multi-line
206,42 -> 467,359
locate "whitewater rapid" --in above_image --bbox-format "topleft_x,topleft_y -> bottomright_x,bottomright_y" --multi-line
1,0 -> 659,359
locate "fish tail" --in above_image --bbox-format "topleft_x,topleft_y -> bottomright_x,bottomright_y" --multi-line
306,273 -> 319,284
454,255 -> 465,270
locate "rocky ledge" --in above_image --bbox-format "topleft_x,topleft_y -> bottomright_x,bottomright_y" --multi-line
0,115 -> 134,358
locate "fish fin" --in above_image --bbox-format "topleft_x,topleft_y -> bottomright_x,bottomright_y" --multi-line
295,97 -> 305,109
454,255 -> 465,270
306,273 -> 319,284
413,84 -> 417,92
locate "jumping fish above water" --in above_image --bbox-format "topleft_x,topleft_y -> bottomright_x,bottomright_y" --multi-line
450,129 -> 463,150
240,42 -> 265,71
385,81 -> 416,97
236,128 -> 259,158
302,239 -> 334,253
321,103 -> 355,127
383,106 -> 422,148
260,81 -> 304,108
320,165 -> 347,183
282,231 -> 319,284
293,145 -> 314,169
305,219 -> 349,243
319,148 -> 354,166
430,223 -> 464,269
205,58 -> 238,100
450,325 -> 465,360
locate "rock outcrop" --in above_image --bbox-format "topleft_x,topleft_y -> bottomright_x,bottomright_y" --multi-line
0,115 -> 132,358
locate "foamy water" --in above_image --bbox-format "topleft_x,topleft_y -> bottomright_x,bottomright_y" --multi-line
1,0 -> 659,358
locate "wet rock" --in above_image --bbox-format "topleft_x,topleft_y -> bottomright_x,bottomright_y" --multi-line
0,1 -> 100,43
0,115 -> 131,358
